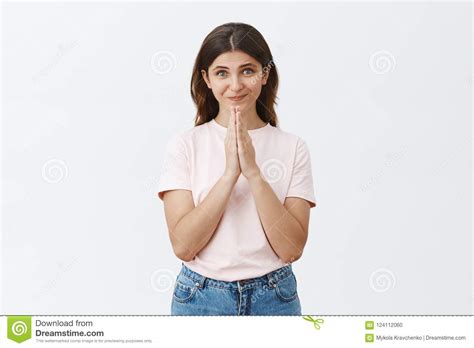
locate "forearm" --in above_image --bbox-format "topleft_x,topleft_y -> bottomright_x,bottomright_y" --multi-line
173,174 -> 238,261
247,172 -> 306,263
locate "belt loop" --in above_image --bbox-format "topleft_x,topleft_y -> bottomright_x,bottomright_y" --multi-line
266,273 -> 276,288
196,275 -> 206,289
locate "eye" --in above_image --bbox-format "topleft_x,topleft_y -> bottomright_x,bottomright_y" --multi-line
215,68 -> 255,77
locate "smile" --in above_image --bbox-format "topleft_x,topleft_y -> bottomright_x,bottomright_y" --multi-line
228,94 -> 247,102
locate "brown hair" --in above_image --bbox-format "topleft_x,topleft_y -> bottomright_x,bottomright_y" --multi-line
190,22 -> 279,127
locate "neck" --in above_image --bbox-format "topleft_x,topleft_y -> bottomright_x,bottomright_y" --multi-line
214,105 -> 266,130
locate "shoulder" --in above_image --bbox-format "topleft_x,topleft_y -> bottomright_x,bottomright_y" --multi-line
166,122 -> 210,147
267,125 -> 309,150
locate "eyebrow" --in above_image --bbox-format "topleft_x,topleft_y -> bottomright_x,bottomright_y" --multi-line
212,63 -> 257,71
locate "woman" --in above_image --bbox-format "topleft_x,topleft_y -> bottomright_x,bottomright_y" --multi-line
157,22 -> 317,315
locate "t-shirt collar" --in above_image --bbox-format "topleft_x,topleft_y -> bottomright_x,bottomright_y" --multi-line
210,118 -> 270,134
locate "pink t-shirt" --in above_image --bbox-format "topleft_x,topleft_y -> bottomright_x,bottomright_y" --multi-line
157,118 -> 316,281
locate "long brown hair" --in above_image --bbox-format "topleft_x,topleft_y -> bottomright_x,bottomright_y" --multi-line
190,22 -> 279,127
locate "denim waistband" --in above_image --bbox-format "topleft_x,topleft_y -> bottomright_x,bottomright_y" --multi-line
179,263 -> 294,290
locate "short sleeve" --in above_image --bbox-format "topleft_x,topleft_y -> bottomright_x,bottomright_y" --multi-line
286,138 -> 317,208
157,134 -> 192,201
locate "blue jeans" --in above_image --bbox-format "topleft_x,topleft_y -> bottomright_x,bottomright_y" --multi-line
171,263 -> 302,315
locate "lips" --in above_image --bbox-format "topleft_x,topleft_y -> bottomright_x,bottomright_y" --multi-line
228,94 -> 247,101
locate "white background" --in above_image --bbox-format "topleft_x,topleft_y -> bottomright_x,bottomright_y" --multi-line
1,0 -> 472,314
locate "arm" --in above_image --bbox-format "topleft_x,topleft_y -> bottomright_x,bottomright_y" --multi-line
247,172 -> 311,263
163,174 -> 238,262
233,106 -> 312,263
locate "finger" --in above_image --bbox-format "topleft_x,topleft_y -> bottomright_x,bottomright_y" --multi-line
236,107 -> 246,133
236,110 -> 242,139
237,111 -> 246,142
231,108 -> 238,145
237,109 -> 242,134
234,107 -> 239,132
237,117 -> 244,150
228,107 -> 231,127
229,108 -> 236,138
233,108 -> 238,137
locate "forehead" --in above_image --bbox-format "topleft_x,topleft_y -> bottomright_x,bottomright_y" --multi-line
210,50 -> 260,67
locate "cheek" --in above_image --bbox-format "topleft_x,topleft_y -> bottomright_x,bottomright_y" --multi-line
211,83 -> 226,97
247,83 -> 263,99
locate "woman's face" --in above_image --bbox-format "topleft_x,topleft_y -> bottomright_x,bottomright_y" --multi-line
201,50 -> 269,114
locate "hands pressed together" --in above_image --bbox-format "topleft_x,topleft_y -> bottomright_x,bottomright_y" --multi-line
223,106 -> 261,181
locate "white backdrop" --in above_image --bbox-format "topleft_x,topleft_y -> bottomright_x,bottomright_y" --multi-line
1,0 -> 472,314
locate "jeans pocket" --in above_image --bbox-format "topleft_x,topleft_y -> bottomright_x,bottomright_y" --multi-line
275,273 -> 298,302
173,275 -> 198,303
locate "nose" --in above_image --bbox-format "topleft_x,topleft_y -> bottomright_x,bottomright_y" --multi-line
229,75 -> 244,92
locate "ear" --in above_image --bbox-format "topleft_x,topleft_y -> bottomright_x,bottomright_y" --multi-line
201,69 -> 212,89
261,66 -> 271,86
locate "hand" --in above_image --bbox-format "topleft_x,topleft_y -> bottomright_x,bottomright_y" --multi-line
223,106 -> 241,180
236,106 -> 260,179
